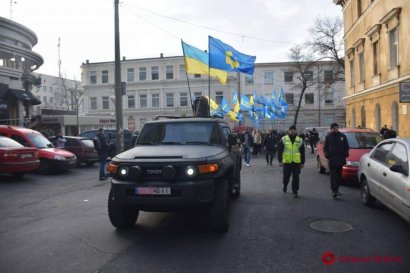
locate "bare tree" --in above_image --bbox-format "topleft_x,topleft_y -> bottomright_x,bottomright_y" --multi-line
307,16 -> 345,79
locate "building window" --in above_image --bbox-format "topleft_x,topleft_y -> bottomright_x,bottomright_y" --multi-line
101,70 -> 108,83
359,52 -> 365,82
151,94 -> 159,108
215,91 -> 223,105
389,27 -> 398,68
305,93 -> 314,104
139,94 -> 147,108
245,74 -> 254,84
127,68 -> 134,82
372,40 -> 380,75
90,71 -> 96,84
179,64 -> 185,79
324,70 -> 333,82
194,92 -> 202,99
194,74 -> 201,78
350,59 -> 355,87
324,90 -> 334,104
128,95 -> 135,108
180,92 -> 188,107
166,93 -> 174,107
284,71 -> 293,82
102,96 -> 109,109
264,71 -> 273,84
151,66 -> 159,80
285,93 -> 294,105
90,97 -> 97,110
139,67 -> 146,81
304,71 -> 313,81
166,65 -> 173,80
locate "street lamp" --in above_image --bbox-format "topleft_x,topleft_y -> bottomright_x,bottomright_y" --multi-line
114,0 -> 123,155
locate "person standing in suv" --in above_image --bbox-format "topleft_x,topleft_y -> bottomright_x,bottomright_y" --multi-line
95,128 -> 109,180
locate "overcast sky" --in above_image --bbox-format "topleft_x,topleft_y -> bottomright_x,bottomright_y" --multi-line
0,0 -> 342,80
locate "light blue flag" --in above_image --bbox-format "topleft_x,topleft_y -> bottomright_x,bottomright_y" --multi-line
279,87 -> 288,107
240,95 -> 252,111
220,97 -> 231,113
209,36 -> 256,75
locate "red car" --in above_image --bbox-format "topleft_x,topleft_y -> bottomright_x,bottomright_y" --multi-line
0,136 -> 40,177
0,126 -> 77,174
316,128 -> 383,184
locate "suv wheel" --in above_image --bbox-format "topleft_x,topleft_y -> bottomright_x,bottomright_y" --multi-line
231,167 -> 241,199
209,179 -> 230,233
108,188 -> 139,229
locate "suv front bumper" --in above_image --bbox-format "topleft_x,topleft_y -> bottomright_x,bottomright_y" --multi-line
110,178 -> 216,211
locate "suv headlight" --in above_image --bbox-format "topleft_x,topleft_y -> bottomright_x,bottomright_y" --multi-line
119,166 -> 129,177
185,165 -> 198,178
54,155 -> 66,160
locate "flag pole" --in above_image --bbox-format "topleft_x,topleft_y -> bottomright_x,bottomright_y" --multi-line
207,36 -> 211,116
181,40 -> 193,110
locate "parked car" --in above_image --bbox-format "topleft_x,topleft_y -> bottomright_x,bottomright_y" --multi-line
49,136 -> 98,166
316,128 -> 383,184
0,126 -> 77,174
358,138 -> 410,223
0,136 -> 40,177
79,128 -> 139,157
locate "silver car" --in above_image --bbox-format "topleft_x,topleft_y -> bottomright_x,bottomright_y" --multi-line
358,138 -> 410,223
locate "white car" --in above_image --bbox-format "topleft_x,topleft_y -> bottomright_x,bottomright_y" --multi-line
358,138 -> 410,223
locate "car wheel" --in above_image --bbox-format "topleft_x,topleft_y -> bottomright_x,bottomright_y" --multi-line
38,159 -> 51,174
231,166 -> 241,199
317,157 -> 325,174
12,172 -> 26,178
209,179 -> 230,233
108,188 -> 139,229
361,178 -> 376,206
86,162 -> 95,167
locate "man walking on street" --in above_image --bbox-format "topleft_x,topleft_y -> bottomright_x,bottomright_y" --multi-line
278,125 -> 305,198
94,128 -> 110,181
240,128 -> 254,167
309,128 -> 319,154
263,129 -> 277,166
324,123 -> 349,198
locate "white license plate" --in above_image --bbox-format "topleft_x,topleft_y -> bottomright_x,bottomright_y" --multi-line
20,153 -> 33,158
135,187 -> 171,195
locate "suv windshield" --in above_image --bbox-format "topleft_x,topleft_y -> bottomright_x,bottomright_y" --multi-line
345,132 -> 382,149
137,122 -> 218,145
27,133 -> 54,148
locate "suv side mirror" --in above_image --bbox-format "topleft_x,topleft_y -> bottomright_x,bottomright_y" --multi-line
390,164 -> 408,176
228,134 -> 237,146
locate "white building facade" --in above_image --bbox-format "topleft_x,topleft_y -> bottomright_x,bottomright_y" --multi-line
81,56 -> 346,132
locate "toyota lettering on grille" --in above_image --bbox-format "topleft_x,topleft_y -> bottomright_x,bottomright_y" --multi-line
146,169 -> 162,175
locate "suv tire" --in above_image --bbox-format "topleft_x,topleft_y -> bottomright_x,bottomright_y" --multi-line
231,166 -> 241,199
108,188 -> 139,229
209,179 -> 230,233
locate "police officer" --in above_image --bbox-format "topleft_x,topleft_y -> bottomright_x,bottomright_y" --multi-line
278,125 -> 305,198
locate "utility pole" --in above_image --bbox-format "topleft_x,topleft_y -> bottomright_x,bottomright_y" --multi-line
114,0 -> 123,155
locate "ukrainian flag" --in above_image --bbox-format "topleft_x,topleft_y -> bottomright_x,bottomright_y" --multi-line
181,40 -> 227,85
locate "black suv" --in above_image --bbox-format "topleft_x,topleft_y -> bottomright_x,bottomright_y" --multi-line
107,117 -> 242,232
79,128 -> 139,157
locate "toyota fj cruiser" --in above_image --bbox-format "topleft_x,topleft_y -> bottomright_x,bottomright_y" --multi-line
107,116 -> 241,232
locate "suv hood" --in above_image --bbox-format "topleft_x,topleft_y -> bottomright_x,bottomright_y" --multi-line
116,145 -> 225,160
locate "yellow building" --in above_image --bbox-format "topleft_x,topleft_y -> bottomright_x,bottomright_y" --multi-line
334,0 -> 410,137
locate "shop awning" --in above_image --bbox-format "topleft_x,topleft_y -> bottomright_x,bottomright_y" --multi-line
7,89 -> 41,105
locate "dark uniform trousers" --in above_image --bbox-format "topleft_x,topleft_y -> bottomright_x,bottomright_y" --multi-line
283,163 -> 301,193
329,163 -> 343,192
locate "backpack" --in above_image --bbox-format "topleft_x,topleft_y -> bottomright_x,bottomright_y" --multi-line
92,136 -> 101,151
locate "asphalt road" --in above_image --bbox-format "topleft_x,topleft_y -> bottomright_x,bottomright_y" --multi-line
0,152 -> 409,273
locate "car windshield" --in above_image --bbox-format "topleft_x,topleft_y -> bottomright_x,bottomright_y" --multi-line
137,122 -> 218,145
26,133 -> 54,148
0,137 -> 24,148
345,132 -> 383,149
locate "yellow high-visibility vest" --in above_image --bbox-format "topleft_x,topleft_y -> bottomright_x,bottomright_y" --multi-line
282,135 -> 302,163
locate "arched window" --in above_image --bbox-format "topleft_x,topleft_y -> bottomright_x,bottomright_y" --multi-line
391,101 -> 399,135
361,106 -> 366,128
351,108 -> 356,128
375,104 -> 381,131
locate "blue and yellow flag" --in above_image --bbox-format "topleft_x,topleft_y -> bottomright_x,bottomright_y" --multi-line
208,36 -> 256,75
181,40 -> 227,85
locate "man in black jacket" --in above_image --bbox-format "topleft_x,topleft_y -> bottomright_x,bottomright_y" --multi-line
324,123 -> 349,198
95,128 -> 109,181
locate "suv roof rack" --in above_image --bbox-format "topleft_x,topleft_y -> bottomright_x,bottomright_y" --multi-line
154,115 -> 223,120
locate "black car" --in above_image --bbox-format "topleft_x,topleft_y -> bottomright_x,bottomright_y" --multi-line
106,116 -> 242,232
79,128 -> 139,157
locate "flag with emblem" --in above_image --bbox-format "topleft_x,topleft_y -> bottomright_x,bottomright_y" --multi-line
208,36 -> 256,75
